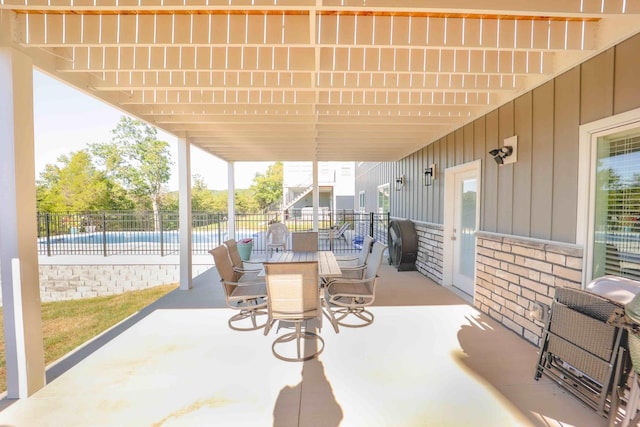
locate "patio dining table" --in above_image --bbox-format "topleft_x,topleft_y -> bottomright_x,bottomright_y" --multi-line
266,251 -> 342,279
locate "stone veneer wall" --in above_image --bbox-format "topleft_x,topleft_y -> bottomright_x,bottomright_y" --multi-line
0,264 -> 212,305
475,231 -> 584,346
413,221 -> 444,284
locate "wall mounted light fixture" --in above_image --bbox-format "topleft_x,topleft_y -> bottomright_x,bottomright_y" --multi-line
395,175 -> 405,191
489,135 -> 518,165
489,146 -> 513,164
424,164 -> 436,187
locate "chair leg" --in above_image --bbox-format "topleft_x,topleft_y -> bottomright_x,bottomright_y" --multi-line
609,347 -> 627,427
228,307 -> 267,331
322,297 -> 340,333
333,308 -> 374,327
621,373 -> 640,427
271,322 -> 325,362
264,318 -> 276,336
330,297 -> 375,328
295,323 -> 302,360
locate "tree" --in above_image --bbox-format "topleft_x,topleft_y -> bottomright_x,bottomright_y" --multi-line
210,191 -> 228,212
250,161 -> 283,210
90,116 -> 172,230
161,176 -> 228,213
159,191 -> 179,212
235,189 -> 259,213
191,174 -> 220,212
36,150 -> 133,212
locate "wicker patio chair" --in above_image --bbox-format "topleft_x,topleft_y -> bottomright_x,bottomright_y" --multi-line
535,284 -> 629,416
588,276 -> 640,427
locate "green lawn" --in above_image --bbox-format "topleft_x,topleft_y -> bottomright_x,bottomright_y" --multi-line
0,283 -> 178,393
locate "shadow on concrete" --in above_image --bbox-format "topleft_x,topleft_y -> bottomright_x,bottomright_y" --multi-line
273,359 -> 343,427
455,312 -> 607,427
272,323 -> 343,427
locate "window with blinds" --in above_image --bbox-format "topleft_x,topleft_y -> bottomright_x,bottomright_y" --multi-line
592,128 -> 640,281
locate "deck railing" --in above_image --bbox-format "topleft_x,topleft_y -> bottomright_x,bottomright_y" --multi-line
37,210 -> 389,257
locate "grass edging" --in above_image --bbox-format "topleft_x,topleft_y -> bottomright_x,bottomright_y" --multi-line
0,283 -> 178,395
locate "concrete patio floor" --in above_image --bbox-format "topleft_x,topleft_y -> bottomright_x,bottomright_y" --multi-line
0,264 -> 615,426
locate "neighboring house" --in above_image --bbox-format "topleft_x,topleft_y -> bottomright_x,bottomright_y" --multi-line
355,33 -> 640,348
282,162 -> 355,216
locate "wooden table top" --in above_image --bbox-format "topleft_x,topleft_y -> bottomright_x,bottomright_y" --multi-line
266,251 -> 342,278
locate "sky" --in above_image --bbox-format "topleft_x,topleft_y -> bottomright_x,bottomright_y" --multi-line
32,71 -> 272,191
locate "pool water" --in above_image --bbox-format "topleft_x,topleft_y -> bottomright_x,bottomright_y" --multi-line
39,230 -> 259,245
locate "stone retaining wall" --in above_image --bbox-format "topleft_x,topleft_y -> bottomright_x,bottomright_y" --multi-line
475,232 -> 583,346
414,221 -> 444,284
1,263 -> 212,304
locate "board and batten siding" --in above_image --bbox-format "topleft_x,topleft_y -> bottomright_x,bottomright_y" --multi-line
355,32 -> 640,245
354,33 -> 640,345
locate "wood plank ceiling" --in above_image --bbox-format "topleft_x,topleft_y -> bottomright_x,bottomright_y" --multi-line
1,1 -> 640,162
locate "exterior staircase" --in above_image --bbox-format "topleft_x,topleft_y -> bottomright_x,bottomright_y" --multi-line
283,185 -> 313,211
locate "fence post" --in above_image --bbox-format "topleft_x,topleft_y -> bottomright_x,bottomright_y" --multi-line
386,212 -> 390,243
45,213 -> 51,257
102,212 -> 108,257
328,210 -> 333,251
369,212 -> 374,238
159,212 -> 164,257
217,213 -> 222,246
233,215 -> 237,241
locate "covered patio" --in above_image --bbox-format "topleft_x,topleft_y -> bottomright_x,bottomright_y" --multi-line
2,1 -> 640,423
0,263 -> 609,426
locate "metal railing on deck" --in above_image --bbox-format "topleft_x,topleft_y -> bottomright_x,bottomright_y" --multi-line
37,210 -> 389,257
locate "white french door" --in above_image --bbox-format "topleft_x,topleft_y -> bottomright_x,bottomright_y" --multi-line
444,160 -> 481,299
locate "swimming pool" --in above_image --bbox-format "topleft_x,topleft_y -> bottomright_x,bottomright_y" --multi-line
38,230 -> 262,255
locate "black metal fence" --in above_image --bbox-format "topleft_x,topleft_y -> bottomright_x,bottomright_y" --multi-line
37,209 -> 389,257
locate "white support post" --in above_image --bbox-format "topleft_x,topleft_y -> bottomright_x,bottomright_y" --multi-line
0,46 -> 46,398
177,137 -> 192,290
313,161 -> 319,231
227,162 -> 236,240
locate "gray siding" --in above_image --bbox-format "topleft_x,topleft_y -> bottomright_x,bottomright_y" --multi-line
580,48 -> 614,124
484,110 -> 499,232
552,68 -> 580,243
530,80 -> 554,240
335,195 -> 353,211
355,33 -> 640,245
512,92 -> 533,237
614,34 -> 640,115
498,102 -> 514,235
